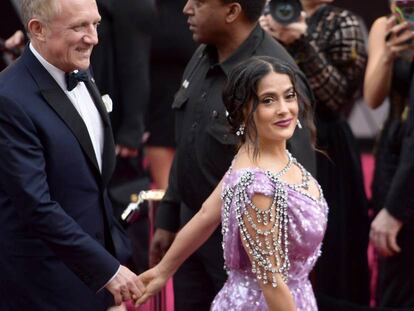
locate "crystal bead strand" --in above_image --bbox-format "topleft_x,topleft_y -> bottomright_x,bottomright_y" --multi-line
235,171 -> 290,288
221,150 -> 293,285
221,185 -> 234,272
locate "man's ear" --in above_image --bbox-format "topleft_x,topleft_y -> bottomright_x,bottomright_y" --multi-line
225,3 -> 242,23
28,19 -> 48,42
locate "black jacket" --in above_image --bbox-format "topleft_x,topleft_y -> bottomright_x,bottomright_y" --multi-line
91,0 -> 155,148
156,25 -> 316,231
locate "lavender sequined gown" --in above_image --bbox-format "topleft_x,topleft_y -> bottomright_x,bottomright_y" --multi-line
211,167 -> 328,311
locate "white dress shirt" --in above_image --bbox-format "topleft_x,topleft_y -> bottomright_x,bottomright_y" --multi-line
30,44 -> 104,172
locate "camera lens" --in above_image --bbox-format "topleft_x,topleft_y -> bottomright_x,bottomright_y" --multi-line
276,4 -> 295,21
269,0 -> 302,25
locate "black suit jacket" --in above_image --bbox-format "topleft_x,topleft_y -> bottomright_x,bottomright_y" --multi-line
156,25 -> 316,231
91,0 -> 154,148
0,47 -> 129,310
385,76 -> 414,223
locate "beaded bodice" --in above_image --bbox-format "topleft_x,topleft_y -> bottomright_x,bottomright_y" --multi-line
214,159 -> 328,310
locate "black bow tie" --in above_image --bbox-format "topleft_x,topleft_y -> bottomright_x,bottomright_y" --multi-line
65,70 -> 89,91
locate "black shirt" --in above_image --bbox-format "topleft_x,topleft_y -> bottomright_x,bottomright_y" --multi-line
156,24 -> 316,231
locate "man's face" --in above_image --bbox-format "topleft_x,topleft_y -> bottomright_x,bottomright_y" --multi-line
183,0 -> 229,44
41,0 -> 101,72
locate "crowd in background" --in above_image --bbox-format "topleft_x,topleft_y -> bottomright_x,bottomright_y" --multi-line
1,0 -> 414,310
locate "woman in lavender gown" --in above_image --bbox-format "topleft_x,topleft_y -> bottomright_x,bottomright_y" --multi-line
136,56 -> 328,310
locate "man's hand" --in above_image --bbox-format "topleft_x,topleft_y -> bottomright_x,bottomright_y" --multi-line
370,208 -> 403,257
149,228 -> 176,268
116,145 -> 139,158
105,265 -> 146,305
259,12 -> 307,45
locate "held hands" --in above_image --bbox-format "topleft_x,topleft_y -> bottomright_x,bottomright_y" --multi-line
383,15 -> 414,62
259,12 -> 307,45
149,228 -> 176,268
370,208 -> 403,257
134,265 -> 169,307
105,265 -> 146,305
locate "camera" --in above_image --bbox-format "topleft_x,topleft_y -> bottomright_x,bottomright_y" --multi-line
264,0 -> 303,25
121,190 -> 165,224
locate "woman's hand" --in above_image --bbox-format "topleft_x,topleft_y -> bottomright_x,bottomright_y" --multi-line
364,14 -> 414,108
383,15 -> 414,62
259,12 -> 307,45
134,266 -> 168,307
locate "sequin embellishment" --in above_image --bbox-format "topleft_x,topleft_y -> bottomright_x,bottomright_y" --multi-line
222,152 -> 294,288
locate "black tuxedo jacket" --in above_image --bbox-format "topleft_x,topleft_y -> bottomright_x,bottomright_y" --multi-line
0,47 -> 130,310
91,0 -> 155,148
385,76 -> 414,224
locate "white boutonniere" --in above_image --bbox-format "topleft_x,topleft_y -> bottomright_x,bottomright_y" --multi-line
101,94 -> 113,113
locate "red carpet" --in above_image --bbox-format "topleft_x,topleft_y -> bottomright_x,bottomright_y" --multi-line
361,153 -> 378,307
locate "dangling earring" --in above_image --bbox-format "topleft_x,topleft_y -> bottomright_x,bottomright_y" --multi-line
297,119 -> 302,129
236,124 -> 245,136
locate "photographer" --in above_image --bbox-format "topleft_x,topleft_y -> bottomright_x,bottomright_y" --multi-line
365,1 -> 414,307
260,0 -> 370,308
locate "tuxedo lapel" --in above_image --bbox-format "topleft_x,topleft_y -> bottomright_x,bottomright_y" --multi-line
84,76 -> 116,186
22,49 -> 101,177
84,77 -> 110,126
42,88 -> 102,172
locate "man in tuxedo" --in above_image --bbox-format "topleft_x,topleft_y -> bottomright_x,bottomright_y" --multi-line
0,0 -> 145,310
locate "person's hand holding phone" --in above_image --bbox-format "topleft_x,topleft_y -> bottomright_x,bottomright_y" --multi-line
384,15 -> 414,61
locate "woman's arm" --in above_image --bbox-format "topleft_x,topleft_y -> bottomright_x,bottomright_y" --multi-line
364,17 -> 394,108
364,16 -> 414,108
261,281 -> 296,311
241,193 -> 296,311
136,180 -> 223,305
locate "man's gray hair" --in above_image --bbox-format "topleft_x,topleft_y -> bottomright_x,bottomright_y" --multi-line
21,0 -> 61,31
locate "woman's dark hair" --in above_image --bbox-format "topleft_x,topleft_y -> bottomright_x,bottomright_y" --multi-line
223,56 -> 316,158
